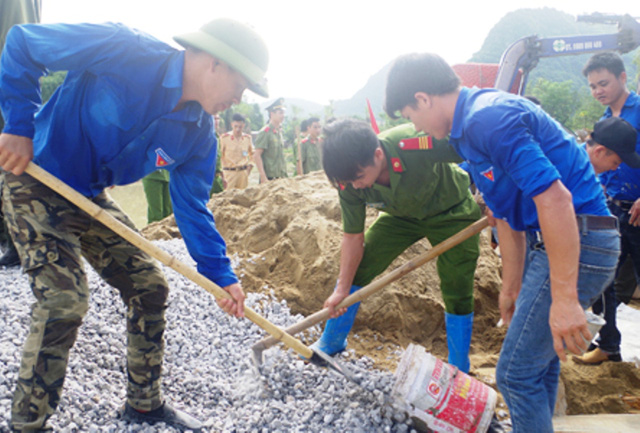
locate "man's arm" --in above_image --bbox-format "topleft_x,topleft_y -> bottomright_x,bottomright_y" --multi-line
534,180 -> 589,361
495,218 -> 527,325
253,148 -> 268,183
325,232 -> 365,317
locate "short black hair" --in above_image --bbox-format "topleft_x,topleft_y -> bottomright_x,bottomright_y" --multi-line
582,52 -> 626,78
385,53 -> 460,119
300,119 -> 309,133
307,116 -> 320,125
231,113 -> 246,123
322,118 -> 379,188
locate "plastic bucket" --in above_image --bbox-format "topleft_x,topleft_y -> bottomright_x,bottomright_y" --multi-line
391,344 -> 497,433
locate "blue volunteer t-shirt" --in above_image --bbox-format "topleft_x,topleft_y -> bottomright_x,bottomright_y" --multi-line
448,87 -> 610,231
598,91 -> 640,201
0,22 -> 237,288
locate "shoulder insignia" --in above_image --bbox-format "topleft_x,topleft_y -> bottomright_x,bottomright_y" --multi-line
391,157 -> 404,173
265,126 -> 271,133
221,132 -> 231,137
398,136 -> 433,150
301,137 -> 309,143
339,182 -> 346,190
481,167 -> 495,182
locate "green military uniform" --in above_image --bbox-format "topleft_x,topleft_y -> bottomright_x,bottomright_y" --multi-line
255,123 -> 287,179
339,123 -> 481,315
300,136 -> 322,174
141,169 -> 172,224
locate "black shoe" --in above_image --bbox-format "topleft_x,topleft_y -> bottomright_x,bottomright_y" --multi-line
121,402 -> 203,432
0,242 -> 20,267
487,413 -> 506,433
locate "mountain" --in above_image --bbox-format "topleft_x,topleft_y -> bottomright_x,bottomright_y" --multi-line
469,8 -> 638,87
333,63 -> 391,118
329,8 -> 639,119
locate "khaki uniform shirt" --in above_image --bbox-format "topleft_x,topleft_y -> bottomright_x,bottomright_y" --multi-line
340,123 -> 471,233
220,132 -> 253,169
255,123 -> 287,178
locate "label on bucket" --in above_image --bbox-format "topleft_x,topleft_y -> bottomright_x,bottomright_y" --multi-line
430,366 -> 492,431
391,344 -> 497,433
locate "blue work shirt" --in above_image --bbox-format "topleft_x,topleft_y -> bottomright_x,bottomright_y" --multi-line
448,87 -> 610,231
598,92 -> 640,201
0,22 -> 238,288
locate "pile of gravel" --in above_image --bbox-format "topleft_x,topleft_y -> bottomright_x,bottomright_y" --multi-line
0,239 -> 416,432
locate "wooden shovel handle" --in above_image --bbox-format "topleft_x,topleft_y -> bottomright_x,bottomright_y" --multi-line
252,216 -> 490,352
24,163 -> 314,359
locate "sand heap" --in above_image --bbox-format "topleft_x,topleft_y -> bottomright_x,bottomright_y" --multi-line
142,170 -> 640,416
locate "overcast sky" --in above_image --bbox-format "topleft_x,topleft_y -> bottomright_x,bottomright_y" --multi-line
41,0 -> 640,105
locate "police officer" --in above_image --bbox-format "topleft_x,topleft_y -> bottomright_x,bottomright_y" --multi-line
300,116 -> 323,174
313,118 -> 481,374
254,98 -> 287,182
220,113 -> 253,189
385,52 -> 619,433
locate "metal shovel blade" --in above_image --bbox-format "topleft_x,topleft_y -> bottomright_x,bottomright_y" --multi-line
308,348 -> 362,388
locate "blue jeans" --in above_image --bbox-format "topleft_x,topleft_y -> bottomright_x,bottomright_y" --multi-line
592,201 -> 640,354
496,227 -> 619,433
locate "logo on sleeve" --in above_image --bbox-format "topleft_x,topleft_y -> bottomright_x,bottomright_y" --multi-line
155,148 -> 175,168
481,167 -> 495,182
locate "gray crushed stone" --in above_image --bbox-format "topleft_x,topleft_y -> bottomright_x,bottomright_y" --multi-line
0,239 -> 417,432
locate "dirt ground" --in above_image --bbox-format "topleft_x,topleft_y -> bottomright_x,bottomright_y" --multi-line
142,171 -> 640,417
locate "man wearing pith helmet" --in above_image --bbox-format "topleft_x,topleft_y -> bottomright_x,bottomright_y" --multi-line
0,17 -> 268,432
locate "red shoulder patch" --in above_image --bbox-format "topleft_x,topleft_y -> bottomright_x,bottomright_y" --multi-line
398,136 -> 433,150
391,157 -> 404,173
265,126 -> 271,133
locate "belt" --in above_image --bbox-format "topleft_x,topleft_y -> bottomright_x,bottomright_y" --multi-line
609,198 -> 635,210
576,214 -> 618,231
223,165 -> 249,171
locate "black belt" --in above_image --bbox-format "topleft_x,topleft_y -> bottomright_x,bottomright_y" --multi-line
223,165 -> 249,171
576,214 -> 618,231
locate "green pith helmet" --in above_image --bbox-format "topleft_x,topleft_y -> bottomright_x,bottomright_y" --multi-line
174,18 -> 269,97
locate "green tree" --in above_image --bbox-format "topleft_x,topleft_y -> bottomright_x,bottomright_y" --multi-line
220,99 -> 264,132
567,87 -> 603,132
40,71 -> 67,102
378,111 -> 409,131
528,78 -> 578,126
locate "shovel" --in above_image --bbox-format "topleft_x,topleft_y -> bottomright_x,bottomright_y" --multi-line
251,216 -> 490,364
23,162 -> 359,384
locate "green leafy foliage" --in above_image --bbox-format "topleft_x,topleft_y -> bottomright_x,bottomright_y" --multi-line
40,71 -> 67,102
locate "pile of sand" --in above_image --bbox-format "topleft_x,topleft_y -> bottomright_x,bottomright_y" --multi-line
142,171 -> 640,416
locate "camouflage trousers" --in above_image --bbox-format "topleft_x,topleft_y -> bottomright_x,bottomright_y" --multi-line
2,172 -> 169,432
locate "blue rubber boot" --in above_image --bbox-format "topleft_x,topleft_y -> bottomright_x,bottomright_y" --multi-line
445,312 -> 474,373
310,285 -> 362,356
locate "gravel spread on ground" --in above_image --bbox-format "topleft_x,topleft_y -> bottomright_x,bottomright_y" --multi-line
0,239 -> 417,433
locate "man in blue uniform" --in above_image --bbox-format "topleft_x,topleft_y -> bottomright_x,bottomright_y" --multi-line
0,18 -> 269,432
384,53 -> 619,433
575,52 -> 640,365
